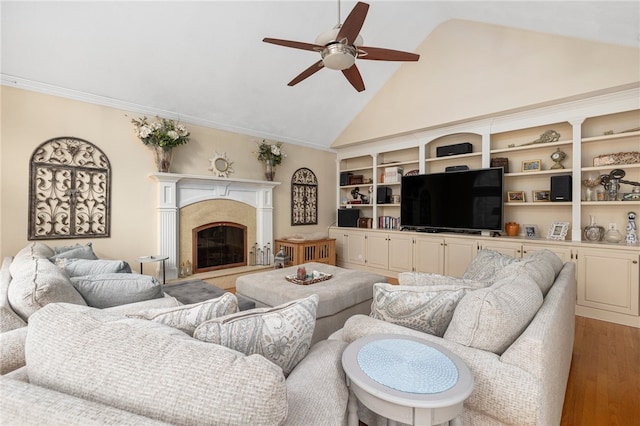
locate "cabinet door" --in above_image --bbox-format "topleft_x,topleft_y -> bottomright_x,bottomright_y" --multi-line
577,248 -> 639,315
365,233 -> 389,270
345,232 -> 366,266
479,240 -> 523,258
413,236 -> 444,274
444,238 -> 478,277
522,243 -> 573,263
388,234 -> 414,273
328,228 -> 346,264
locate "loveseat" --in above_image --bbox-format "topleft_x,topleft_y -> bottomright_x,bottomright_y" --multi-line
0,242 -> 185,374
339,249 -> 577,426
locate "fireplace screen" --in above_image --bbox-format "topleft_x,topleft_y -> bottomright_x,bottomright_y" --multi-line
193,222 -> 246,273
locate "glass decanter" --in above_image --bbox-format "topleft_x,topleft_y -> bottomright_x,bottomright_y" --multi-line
584,216 -> 605,242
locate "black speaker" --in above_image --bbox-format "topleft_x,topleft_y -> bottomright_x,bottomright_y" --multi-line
551,175 -> 572,201
436,142 -> 473,157
338,208 -> 359,227
445,165 -> 469,172
377,187 -> 392,204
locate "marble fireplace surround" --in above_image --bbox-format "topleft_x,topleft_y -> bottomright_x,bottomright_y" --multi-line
150,173 -> 280,280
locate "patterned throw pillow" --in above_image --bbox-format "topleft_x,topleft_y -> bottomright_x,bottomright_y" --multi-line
193,294 -> 318,375
370,283 -> 476,337
398,272 -> 488,289
128,293 -> 238,335
462,249 -> 519,283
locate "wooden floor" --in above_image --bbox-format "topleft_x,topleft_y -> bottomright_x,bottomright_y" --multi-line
561,316 -> 640,426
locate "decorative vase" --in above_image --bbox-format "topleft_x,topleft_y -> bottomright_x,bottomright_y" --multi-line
584,216 -> 605,242
153,146 -> 173,173
604,228 -> 623,243
505,222 -> 519,236
264,159 -> 276,181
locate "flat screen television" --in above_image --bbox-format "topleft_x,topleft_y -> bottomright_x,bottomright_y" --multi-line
400,167 -> 504,232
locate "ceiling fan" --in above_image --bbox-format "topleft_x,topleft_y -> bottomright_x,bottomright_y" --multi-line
263,1 -> 420,92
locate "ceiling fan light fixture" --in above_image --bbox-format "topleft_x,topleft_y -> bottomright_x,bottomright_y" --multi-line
321,43 -> 357,70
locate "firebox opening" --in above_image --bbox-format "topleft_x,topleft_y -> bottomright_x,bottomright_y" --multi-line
193,222 -> 247,273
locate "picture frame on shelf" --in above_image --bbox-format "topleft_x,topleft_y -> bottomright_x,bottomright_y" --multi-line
522,159 -> 542,172
524,224 -> 537,238
507,191 -> 526,202
532,189 -> 550,202
547,222 -> 570,240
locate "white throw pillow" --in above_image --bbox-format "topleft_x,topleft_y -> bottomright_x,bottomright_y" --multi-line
398,272 -> 488,289
56,258 -> 132,277
50,242 -> 98,261
128,293 -> 238,335
193,294 -> 318,375
444,273 -> 543,354
370,282 -> 475,337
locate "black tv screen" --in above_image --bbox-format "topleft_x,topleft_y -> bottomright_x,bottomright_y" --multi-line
400,168 -> 504,232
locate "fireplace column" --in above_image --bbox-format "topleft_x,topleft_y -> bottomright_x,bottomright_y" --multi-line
155,175 -> 181,279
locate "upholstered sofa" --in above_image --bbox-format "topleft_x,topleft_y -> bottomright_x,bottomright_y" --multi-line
0,242 -> 183,375
0,302 -> 349,425
339,249 -> 577,426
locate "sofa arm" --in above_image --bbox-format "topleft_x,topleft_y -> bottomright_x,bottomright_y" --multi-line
102,294 -> 181,316
285,339 -> 349,425
0,376 -> 171,425
342,315 -> 545,426
0,327 -> 28,375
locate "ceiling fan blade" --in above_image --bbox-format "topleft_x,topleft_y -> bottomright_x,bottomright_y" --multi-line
336,2 -> 369,44
357,46 -> 420,62
288,60 -> 325,86
342,65 -> 365,92
263,38 -> 323,52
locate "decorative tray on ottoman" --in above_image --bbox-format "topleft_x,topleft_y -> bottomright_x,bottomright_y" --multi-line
285,273 -> 332,286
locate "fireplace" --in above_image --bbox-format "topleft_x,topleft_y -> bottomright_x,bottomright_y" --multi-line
150,173 -> 280,280
193,222 -> 247,273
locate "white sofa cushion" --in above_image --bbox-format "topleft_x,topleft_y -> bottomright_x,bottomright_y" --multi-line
194,294 -> 318,375
128,293 -> 238,335
370,283 -> 474,337
70,273 -> 163,308
25,303 -> 288,425
444,273 -> 543,354
398,271 -> 489,288
50,242 -> 98,260
8,255 -> 86,321
495,257 -> 556,296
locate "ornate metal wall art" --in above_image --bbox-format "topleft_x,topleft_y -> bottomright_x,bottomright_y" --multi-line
291,168 -> 318,226
29,137 -> 111,240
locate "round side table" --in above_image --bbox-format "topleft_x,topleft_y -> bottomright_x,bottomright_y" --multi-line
137,255 -> 169,284
342,333 -> 474,426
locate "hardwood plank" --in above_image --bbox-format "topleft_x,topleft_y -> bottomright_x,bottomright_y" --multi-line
561,316 -> 640,426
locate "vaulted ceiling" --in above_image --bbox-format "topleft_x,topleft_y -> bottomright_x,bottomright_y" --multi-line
2,1 -> 638,151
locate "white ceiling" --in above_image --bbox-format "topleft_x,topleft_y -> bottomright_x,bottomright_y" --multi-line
2,1 -> 639,151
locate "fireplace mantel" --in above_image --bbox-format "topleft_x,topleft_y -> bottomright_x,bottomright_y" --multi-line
149,172 -> 280,280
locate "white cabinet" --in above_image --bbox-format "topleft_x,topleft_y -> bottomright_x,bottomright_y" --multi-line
388,233 -> 414,272
442,237 -> 479,277
412,235 -> 477,277
576,247 -> 639,317
365,233 -> 389,270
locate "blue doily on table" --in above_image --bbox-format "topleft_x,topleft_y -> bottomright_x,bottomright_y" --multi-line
357,339 -> 458,394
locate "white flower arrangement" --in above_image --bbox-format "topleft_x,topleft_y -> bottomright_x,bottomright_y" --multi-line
256,140 -> 286,165
131,116 -> 190,150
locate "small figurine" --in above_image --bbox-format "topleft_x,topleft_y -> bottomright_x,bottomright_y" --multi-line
626,211 -> 638,246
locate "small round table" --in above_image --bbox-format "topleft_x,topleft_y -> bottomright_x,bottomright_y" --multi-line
342,334 -> 474,426
137,255 -> 169,284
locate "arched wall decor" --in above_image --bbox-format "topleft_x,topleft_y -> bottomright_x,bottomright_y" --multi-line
291,167 -> 318,226
29,137 -> 111,240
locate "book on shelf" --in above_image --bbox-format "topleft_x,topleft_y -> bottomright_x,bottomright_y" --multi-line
378,216 -> 400,230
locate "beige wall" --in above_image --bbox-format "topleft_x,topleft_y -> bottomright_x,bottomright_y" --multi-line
333,20 -> 640,147
0,87 -> 337,270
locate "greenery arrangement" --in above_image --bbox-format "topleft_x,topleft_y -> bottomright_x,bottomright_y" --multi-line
131,116 -> 190,150
256,140 -> 286,165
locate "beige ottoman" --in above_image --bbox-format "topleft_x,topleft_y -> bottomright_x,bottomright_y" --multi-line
235,263 -> 387,343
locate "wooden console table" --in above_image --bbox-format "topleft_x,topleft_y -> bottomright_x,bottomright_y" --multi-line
274,238 -> 336,266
